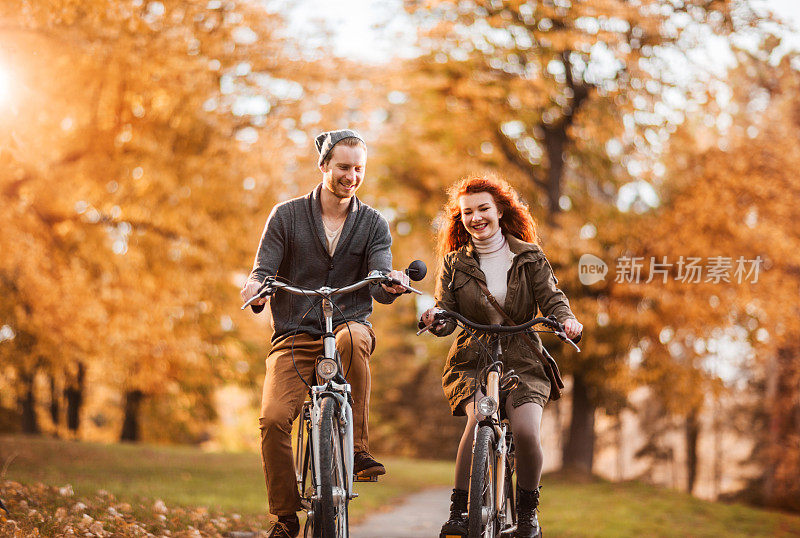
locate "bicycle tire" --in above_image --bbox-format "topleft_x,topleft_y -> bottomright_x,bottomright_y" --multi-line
502,433 -> 516,533
300,420 -> 320,538
468,425 -> 496,538
318,396 -> 349,538
501,458 -> 515,534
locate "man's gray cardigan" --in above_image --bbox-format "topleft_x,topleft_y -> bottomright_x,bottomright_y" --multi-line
247,184 -> 398,344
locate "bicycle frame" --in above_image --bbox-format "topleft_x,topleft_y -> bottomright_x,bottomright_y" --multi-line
473,337 -> 517,537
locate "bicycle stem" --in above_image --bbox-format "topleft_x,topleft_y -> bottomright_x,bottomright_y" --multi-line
322,297 -> 336,362
486,371 -> 500,412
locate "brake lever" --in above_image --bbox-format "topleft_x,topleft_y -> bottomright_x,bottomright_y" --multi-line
416,320 -> 444,336
240,284 -> 275,310
555,330 -> 581,352
416,312 -> 450,336
542,315 -> 581,351
385,276 -> 423,295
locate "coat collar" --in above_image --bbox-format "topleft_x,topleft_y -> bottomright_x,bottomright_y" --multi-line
452,233 -> 543,270
505,234 -> 544,260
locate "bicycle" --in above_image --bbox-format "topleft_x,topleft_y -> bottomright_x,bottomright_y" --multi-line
419,309 -> 579,538
242,261 -> 426,538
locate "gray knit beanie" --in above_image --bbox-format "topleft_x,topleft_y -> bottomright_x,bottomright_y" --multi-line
315,129 -> 365,167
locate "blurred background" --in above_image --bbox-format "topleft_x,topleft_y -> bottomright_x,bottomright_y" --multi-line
1,0 -> 799,517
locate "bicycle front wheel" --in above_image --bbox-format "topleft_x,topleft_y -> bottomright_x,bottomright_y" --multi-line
469,425 -> 496,538
318,396 -> 349,538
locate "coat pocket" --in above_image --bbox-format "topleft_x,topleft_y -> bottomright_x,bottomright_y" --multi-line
450,332 -> 482,367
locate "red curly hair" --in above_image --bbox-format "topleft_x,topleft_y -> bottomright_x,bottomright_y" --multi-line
437,174 -> 538,257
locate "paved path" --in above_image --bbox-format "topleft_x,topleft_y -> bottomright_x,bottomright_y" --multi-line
350,486 -> 451,538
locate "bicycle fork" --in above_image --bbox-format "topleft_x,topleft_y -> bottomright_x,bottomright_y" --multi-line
311,297 -> 355,501
310,391 -> 355,497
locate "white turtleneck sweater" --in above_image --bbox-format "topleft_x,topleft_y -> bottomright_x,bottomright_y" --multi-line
473,229 -> 514,324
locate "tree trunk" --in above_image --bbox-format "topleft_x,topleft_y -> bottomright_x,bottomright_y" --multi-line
49,374 -> 60,428
64,362 -> 85,433
614,414 -> 624,480
536,74 -> 597,474
762,344 -> 800,511
120,389 -> 144,442
562,372 -> 595,473
761,350 -> 779,503
685,407 -> 700,494
19,372 -> 40,434
543,126 -> 566,222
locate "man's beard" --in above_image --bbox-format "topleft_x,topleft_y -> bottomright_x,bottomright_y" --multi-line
331,179 -> 358,199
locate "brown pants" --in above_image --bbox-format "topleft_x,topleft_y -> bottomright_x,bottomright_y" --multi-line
259,322 -> 376,516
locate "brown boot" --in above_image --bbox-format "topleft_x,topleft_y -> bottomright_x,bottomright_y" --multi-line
353,451 -> 386,478
267,514 -> 299,538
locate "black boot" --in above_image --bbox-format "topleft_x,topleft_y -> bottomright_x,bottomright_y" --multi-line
514,485 -> 541,538
439,488 -> 468,538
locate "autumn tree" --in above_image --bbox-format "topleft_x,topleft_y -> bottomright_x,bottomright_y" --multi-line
392,0 -> 780,474
0,0 -> 315,441
631,35 -> 800,506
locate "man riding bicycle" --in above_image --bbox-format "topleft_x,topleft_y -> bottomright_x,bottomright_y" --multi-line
240,129 -> 409,538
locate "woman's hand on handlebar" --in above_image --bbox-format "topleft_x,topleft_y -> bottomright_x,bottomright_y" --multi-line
419,307 -> 447,334
381,269 -> 410,295
563,318 -> 583,340
420,307 -> 442,328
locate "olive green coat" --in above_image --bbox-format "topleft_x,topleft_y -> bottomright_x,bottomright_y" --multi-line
434,234 -> 575,415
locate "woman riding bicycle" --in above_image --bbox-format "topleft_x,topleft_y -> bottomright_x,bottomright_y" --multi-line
420,174 -> 582,538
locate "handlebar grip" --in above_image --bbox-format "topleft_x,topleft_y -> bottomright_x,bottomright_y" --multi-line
251,304 -> 265,314
572,332 -> 582,344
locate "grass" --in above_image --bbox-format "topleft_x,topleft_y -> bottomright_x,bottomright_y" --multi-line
0,434 -> 452,522
542,472 -> 800,537
2,434 -> 800,537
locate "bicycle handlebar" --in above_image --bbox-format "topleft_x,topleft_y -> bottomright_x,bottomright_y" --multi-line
435,309 -> 559,333
420,308 -> 581,351
241,270 -> 422,310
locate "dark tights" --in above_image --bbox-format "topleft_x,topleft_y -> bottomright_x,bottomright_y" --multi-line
453,390 -> 544,491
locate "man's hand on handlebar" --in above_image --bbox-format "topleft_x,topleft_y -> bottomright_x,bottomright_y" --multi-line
240,280 -> 268,306
381,269 -> 410,295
